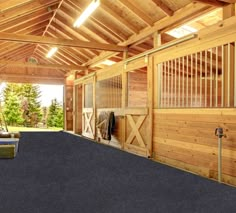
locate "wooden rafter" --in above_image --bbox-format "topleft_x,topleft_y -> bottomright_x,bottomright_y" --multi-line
0,0 -> 33,11
0,7 -> 54,32
64,0 -> 127,42
118,0 -> 154,26
152,0 -> 174,16
193,0 -> 227,7
0,0 -> 58,24
86,2 -> 212,66
218,0 -> 236,2
38,45 -> 74,65
32,0 -> 63,56
50,16 -> 100,56
100,2 -> 139,34
0,32 -> 127,51
0,60 -> 86,71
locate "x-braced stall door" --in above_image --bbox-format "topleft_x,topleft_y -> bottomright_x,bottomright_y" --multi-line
82,79 -> 95,139
124,108 -> 150,157
123,66 -> 150,157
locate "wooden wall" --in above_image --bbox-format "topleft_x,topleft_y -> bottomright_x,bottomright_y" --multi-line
153,109 -> 236,185
96,76 -> 122,108
64,76 -> 74,131
128,70 -> 147,107
74,84 -> 82,134
72,15 -> 236,185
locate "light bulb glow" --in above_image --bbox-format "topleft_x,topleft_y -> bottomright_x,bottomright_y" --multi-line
73,0 -> 100,28
46,47 -> 58,58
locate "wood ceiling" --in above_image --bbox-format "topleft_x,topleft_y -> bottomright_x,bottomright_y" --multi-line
0,0 -> 233,84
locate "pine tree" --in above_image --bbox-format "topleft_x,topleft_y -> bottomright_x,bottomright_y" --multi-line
19,84 -> 42,120
3,83 -> 42,126
47,98 -> 63,128
3,91 -> 23,126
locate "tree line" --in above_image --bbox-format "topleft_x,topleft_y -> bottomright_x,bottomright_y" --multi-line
1,83 -> 63,128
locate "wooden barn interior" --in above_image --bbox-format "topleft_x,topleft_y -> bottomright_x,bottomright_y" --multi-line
1,0 -> 236,186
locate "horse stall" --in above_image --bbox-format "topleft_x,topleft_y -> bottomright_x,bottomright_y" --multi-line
73,14 -> 236,186
152,17 -> 236,186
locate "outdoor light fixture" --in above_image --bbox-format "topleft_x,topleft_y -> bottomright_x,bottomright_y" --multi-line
73,0 -> 100,28
46,47 -> 58,58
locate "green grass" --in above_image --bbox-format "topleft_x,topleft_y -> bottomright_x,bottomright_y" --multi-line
7,126 -> 63,132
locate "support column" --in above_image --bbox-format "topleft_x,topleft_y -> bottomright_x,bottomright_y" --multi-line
121,51 -> 128,149
223,4 -> 235,107
153,31 -> 162,108
64,75 -> 74,131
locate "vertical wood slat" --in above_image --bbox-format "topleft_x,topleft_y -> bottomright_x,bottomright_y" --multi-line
200,51 -> 202,107
178,58 -> 181,107
235,41 -> 236,107
210,48 -> 213,107
159,63 -> 163,108
195,53 -> 198,106
167,61 -> 170,107
222,45 -> 224,107
158,42 -> 235,108
182,57 -> 185,107
228,43 -> 231,107
175,59 -> 177,107
186,55 -> 189,107
191,54 -> 193,107
216,46 -> 218,107
163,62 -> 166,107
205,50 -> 207,107
171,60 -> 173,107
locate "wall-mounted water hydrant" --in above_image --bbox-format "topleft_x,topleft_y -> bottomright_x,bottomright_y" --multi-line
215,128 -> 226,183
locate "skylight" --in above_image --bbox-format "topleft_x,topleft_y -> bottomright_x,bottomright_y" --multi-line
166,25 -> 198,38
101,59 -> 116,66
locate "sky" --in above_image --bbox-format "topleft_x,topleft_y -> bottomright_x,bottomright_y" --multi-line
38,84 -> 64,107
0,83 -> 64,107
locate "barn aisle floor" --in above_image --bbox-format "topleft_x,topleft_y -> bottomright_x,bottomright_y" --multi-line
0,131 -> 236,213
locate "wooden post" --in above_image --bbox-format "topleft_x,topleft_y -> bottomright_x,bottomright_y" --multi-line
121,51 -> 128,149
154,31 -> 162,108
64,75 -> 74,131
147,55 -> 154,157
93,74 -> 97,139
73,84 -> 77,133
223,4 -> 235,107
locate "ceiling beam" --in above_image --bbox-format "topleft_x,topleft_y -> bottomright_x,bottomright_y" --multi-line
0,7 -> 54,32
152,0 -> 174,16
0,0 -> 58,24
0,72 -> 64,85
99,1 -> 139,34
86,2 -> 212,66
0,32 -> 127,51
0,60 -> 86,71
63,1 -> 127,42
218,0 -> 236,2
0,0 -> 33,11
193,0 -> 227,7
118,0 -> 154,26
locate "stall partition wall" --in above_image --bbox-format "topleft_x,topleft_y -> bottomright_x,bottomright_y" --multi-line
96,75 -> 123,148
153,39 -> 236,184
73,60 -> 153,157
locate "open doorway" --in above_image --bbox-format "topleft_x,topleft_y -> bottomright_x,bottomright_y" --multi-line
0,82 -> 64,132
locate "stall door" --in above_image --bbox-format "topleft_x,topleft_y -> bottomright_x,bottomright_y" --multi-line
82,80 -> 95,139
124,108 -> 149,157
